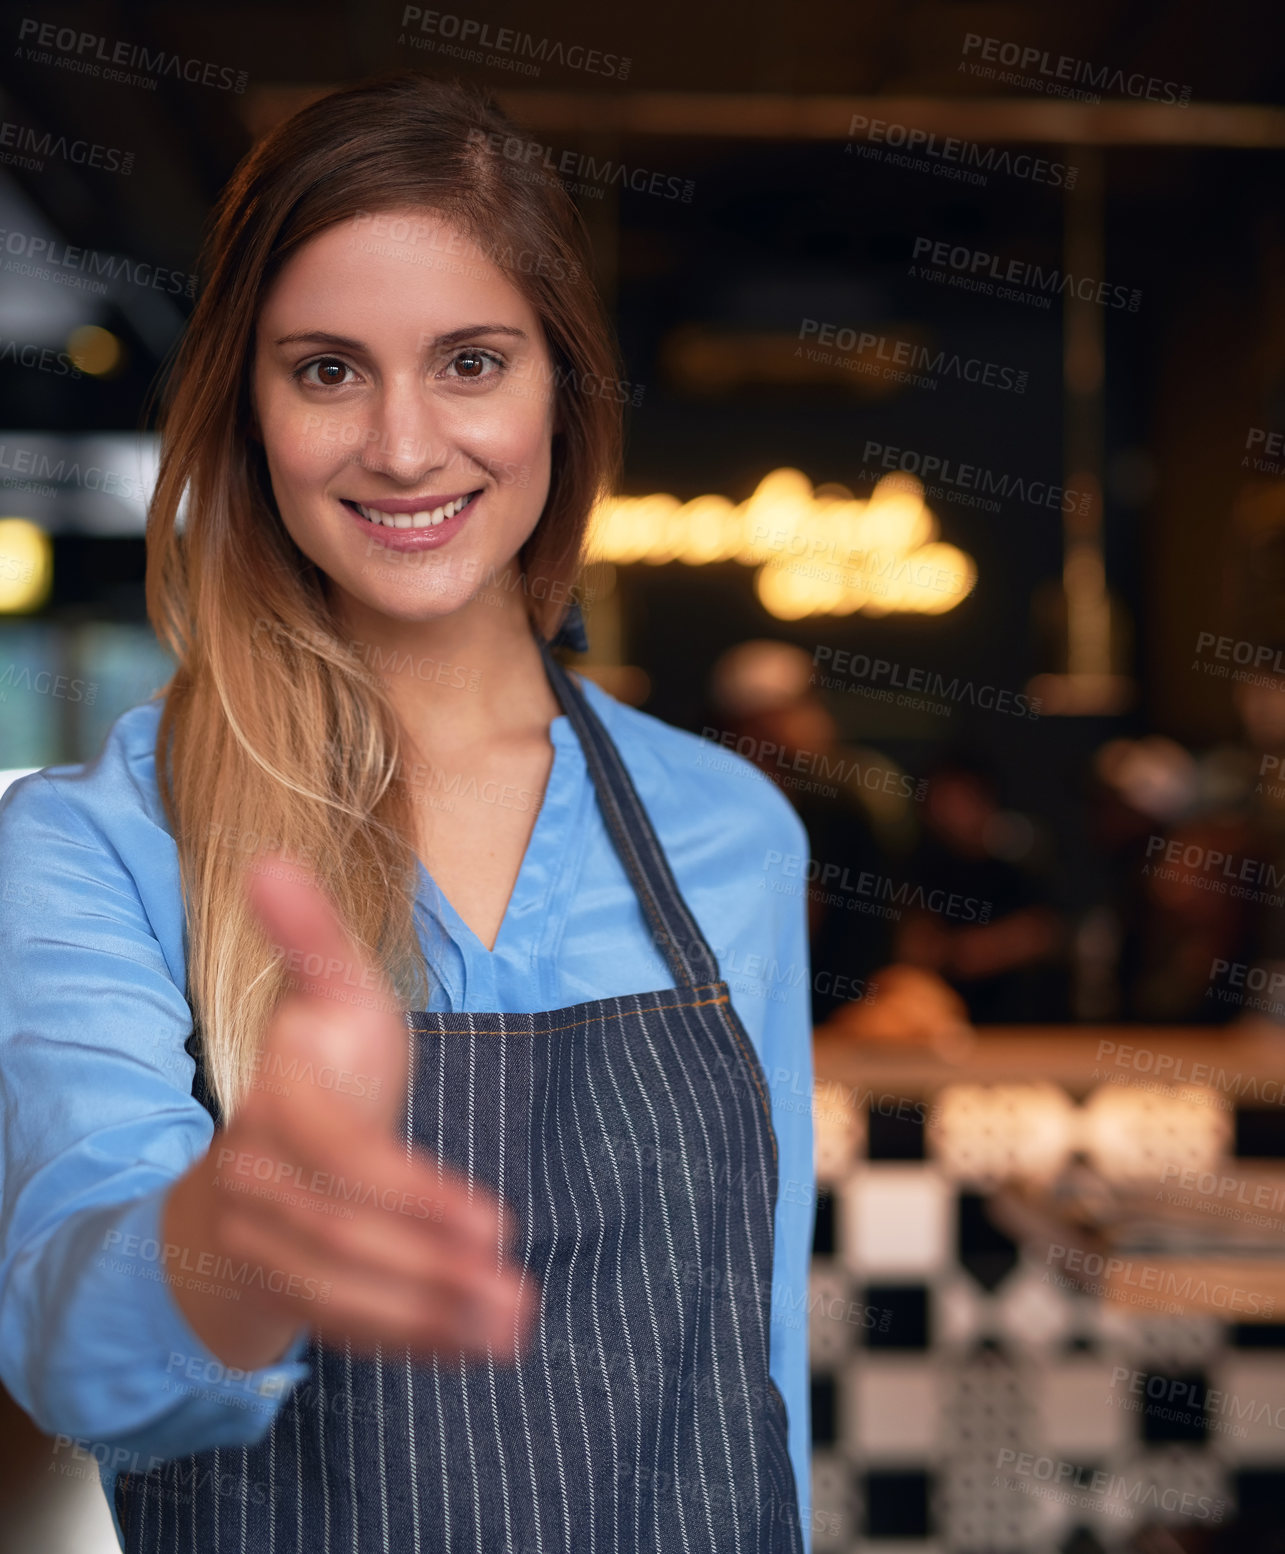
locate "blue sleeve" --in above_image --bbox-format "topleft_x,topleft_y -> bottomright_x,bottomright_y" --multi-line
0,773 -> 311,1474
757,805 -> 816,1553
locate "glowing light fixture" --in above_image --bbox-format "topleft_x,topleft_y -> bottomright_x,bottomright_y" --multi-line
586,468 -> 976,620
0,518 -> 52,612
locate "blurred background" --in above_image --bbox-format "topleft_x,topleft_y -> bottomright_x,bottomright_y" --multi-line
1,1 -> 1284,1550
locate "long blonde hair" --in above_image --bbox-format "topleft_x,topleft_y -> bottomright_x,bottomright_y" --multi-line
145,71 -> 622,1118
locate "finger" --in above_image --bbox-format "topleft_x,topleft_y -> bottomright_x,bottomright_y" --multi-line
244,860 -> 407,1135
245,858 -> 396,1012
245,1100 -> 518,1243
269,1205 -> 530,1331
318,1270 -> 542,1365
222,1113 -> 521,1261
221,1188 -> 527,1316
224,1206 -> 540,1360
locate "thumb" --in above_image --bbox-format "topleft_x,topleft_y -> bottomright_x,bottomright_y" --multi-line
243,858 -> 409,1136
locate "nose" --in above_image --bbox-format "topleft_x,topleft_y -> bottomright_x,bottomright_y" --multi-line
353,373 -> 460,488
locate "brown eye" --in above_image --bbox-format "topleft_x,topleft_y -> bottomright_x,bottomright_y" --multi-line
446,349 -> 502,382
295,357 -> 352,387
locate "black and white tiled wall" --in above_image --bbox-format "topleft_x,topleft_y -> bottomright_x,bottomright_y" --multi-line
807,1086 -> 1285,1552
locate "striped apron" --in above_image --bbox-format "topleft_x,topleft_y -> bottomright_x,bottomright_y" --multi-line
115,644 -> 803,1552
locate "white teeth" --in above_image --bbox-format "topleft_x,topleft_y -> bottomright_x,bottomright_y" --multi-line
353,495 -> 473,528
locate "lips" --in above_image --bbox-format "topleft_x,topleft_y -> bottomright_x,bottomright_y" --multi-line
341,489 -> 481,552
344,490 -> 482,530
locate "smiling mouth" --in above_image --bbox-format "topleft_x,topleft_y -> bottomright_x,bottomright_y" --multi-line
342,491 -> 482,529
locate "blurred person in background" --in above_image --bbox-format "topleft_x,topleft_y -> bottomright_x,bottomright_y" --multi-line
705,639 -> 906,1025
1123,813 -> 1259,1022
892,752 -> 1068,1024
1231,673 -> 1285,1035
1095,732 -> 1268,1025
1078,736 -> 1194,1021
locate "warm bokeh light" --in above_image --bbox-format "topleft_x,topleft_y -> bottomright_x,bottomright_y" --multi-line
66,325 -> 125,377
0,518 -> 53,613
586,467 -> 977,619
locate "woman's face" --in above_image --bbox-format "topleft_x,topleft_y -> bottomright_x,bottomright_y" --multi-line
250,206 -> 556,625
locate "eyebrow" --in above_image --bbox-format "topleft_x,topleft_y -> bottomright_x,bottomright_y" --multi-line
272,325 -> 528,350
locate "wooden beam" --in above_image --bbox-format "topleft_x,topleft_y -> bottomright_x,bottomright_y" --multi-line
813,1025 -> 1285,1094
241,87 -> 1285,149
492,93 -> 1285,148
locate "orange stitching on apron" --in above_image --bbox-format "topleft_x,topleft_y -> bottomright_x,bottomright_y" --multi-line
713,997 -> 778,1170
411,990 -> 729,1038
411,987 -> 781,1168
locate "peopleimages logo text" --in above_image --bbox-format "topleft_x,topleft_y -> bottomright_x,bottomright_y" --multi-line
811,646 -> 1041,720
862,440 -> 1092,514
910,237 -> 1141,311
995,1449 -> 1223,1521
399,8 -> 630,79
0,228 -> 195,296
0,120 -> 132,175
762,850 -> 992,923
960,33 -> 1191,106
466,129 -> 692,203
0,442 -> 144,499
798,320 -> 1026,393
699,726 -> 924,802
16,18 -> 247,92
1095,1037 -> 1285,1106
845,115 -> 1075,188
1145,833 -> 1285,891
1045,1243 -> 1274,1316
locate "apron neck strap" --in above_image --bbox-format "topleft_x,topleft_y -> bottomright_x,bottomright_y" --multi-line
537,636 -> 722,989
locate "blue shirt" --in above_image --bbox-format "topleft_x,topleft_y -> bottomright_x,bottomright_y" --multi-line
0,673 -> 816,1551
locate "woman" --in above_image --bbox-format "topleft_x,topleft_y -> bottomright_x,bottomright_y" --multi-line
0,71 -> 815,1552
